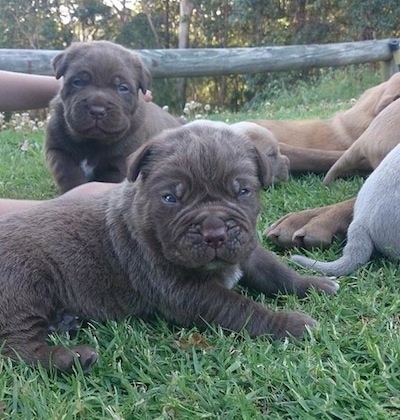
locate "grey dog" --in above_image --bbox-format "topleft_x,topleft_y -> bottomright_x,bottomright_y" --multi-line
0,125 -> 338,372
45,40 -> 180,193
292,143 -> 400,276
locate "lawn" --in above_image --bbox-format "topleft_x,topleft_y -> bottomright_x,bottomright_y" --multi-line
0,66 -> 399,419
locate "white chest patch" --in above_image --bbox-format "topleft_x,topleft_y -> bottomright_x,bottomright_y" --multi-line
80,159 -> 95,180
223,265 -> 243,289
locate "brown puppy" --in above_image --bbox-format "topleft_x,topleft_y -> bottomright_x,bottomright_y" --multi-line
45,40 -> 181,193
323,98 -> 400,185
253,73 -> 400,151
186,120 -> 290,184
0,125 -> 338,372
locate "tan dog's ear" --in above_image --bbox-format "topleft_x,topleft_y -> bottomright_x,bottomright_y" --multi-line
52,51 -> 68,80
251,144 -> 272,189
375,94 -> 400,114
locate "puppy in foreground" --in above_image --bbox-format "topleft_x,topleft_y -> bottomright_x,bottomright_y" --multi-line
292,143 -> 400,276
0,125 -> 338,372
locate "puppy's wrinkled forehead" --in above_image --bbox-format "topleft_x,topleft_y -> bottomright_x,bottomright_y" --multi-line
127,124 -> 271,188
53,41 -> 145,84
155,126 -> 259,183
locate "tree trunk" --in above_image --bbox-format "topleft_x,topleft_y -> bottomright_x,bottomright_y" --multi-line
177,0 -> 194,109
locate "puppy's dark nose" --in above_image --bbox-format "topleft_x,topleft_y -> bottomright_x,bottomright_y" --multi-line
202,215 -> 227,249
88,105 -> 107,120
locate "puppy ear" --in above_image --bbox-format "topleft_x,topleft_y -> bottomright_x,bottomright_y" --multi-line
52,51 -> 67,80
132,55 -> 152,95
251,144 -> 273,189
126,143 -> 156,182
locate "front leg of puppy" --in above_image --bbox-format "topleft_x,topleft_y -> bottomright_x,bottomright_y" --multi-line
158,278 -> 317,340
46,148 -> 88,193
0,272 -> 98,372
240,245 -> 339,297
2,314 -> 98,372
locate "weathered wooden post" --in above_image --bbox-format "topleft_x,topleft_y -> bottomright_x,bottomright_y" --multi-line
389,39 -> 400,71
381,39 -> 400,79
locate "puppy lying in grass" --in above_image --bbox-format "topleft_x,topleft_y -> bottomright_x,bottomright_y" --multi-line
0,124 -> 337,372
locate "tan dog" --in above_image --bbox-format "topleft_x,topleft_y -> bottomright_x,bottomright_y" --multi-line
253,73 -> 400,151
46,40 -> 181,193
186,120 -> 290,184
277,144 -> 345,173
0,124 -> 338,372
265,75 -> 400,248
251,73 -> 400,173
323,98 -> 400,185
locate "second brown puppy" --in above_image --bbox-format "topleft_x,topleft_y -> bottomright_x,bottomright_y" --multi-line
46,40 -> 181,193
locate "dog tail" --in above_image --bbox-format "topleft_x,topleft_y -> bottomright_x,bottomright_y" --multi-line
291,223 -> 374,276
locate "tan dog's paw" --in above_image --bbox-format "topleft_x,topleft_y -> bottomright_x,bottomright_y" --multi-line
265,199 -> 355,249
265,208 -> 335,249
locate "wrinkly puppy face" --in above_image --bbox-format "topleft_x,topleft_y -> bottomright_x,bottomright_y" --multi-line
231,122 -> 290,183
127,125 -> 272,270
52,40 -> 151,143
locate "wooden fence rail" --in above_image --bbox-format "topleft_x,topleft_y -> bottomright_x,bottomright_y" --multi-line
0,39 -> 398,79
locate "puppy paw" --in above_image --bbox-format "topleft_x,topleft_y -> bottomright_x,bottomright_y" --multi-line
291,227 -> 336,249
52,345 -> 98,372
265,208 -> 335,249
48,311 -> 80,334
302,275 -> 339,296
265,212 -> 309,248
272,311 -> 318,340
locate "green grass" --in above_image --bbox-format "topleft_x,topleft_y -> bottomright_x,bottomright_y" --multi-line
208,65 -> 382,123
1,67 -> 399,419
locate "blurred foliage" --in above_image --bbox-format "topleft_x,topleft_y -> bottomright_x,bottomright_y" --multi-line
0,0 -> 399,112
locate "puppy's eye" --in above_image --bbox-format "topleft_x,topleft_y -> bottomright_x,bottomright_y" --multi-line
118,84 -> 130,93
72,79 -> 85,88
162,194 -> 177,204
238,188 -> 251,197
267,150 -> 277,158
